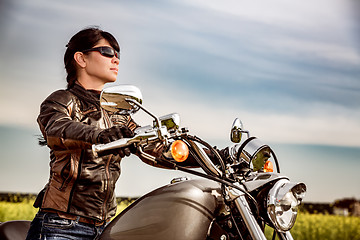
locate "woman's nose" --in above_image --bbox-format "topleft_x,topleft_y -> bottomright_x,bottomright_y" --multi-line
112,56 -> 119,65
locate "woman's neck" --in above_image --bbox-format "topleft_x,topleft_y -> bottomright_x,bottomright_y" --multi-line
76,78 -> 105,91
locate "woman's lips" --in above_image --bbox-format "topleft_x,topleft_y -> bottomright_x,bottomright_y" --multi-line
110,68 -> 118,73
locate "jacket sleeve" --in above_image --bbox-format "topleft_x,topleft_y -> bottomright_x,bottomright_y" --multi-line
108,112 -> 139,131
37,90 -> 102,150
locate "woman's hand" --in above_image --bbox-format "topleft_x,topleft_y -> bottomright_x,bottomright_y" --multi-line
96,125 -> 135,158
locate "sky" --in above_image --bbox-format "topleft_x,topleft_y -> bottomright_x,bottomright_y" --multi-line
0,0 -> 359,203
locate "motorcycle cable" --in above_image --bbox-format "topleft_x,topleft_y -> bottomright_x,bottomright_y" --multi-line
167,135 -> 225,179
235,137 -> 281,174
155,157 -> 260,216
270,148 -> 280,173
181,135 -> 260,216
184,141 -> 218,177
230,209 -> 244,240
184,135 -> 227,175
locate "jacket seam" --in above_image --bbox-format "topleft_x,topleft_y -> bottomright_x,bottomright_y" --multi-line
67,150 -> 83,212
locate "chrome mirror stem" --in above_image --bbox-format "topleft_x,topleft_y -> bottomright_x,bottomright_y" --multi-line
125,98 -> 164,140
231,118 -> 250,143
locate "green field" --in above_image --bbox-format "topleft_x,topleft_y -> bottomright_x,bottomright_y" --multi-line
1,200 -> 359,240
0,200 -> 130,222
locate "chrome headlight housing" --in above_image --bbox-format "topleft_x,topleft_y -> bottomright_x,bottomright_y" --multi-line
267,179 -> 306,232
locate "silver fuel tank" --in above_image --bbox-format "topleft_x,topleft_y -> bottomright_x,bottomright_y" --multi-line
100,179 -> 222,240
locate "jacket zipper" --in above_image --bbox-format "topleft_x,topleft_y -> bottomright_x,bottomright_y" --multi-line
67,151 -> 83,212
102,156 -> 111,220
102,108 -> 112,220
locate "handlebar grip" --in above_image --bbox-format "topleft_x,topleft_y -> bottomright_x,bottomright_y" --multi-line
91,129 -> 158,157
92,138 -> 131,157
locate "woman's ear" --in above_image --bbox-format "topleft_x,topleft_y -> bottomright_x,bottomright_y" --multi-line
74,52 -> 86,68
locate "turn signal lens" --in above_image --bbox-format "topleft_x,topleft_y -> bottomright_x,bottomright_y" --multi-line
264,160 -> 273,172
171,140 -> 189,162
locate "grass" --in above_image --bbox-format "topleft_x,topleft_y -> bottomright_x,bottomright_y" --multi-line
264,212 -> 360,240
0,199 -> 133,222
0,199 -> 38,222
1,201 -> 360,240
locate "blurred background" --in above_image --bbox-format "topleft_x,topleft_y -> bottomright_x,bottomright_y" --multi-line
0,0 -> 359,204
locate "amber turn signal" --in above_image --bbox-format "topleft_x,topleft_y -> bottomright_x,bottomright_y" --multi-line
263,160 -> 274,172
171,140 -> 189,162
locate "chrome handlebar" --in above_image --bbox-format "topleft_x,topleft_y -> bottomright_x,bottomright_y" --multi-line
92,129 -> 159,157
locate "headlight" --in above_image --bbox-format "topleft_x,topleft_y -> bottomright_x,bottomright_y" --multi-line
267,179 -> 306,232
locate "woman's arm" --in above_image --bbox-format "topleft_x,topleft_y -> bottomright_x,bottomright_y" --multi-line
37,90 -> 102,150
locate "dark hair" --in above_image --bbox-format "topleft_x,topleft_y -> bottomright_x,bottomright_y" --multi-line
64,27 -> 120,89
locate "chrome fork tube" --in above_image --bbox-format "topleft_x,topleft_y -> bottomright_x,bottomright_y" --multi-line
228,185 -> 267,240
277,231 -> 294,240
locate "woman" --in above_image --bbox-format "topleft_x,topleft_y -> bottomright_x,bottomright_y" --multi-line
26,27 -> 137,240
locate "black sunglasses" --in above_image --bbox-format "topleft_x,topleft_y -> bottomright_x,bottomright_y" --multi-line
82,46 -> 120,59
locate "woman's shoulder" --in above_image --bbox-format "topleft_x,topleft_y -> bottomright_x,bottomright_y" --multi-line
42,89 -> 78,106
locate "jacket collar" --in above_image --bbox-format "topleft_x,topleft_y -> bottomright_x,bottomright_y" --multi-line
69,83 -> 101,109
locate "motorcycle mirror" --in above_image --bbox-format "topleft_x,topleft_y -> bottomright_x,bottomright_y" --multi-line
230,118 -> 243,143
158,113 -> 181,131
100,85 -> 143,114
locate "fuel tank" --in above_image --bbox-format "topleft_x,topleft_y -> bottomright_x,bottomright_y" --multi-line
100,178 -> 222,240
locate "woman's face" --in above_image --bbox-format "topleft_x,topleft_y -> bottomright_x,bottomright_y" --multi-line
83,38 -> 120,84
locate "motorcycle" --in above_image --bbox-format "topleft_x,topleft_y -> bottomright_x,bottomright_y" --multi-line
0,85 -> 306,240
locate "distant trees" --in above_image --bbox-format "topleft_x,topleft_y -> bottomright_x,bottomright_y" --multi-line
301,198 -> 360,216
334,198 -> 360,216
1,193 -> 359,216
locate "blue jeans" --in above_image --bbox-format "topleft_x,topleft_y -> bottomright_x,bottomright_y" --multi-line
26,211 -> 106,240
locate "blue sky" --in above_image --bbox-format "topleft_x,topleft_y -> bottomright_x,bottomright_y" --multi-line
0,0 -> 359,203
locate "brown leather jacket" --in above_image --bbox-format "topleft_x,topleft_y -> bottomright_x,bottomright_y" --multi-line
36,84 -> 138,221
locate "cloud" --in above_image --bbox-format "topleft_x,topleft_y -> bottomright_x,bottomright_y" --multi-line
181,0 -> 351,30
0,0 -> 359,149
129,77 -> 360,147
1,0 -> 360,203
